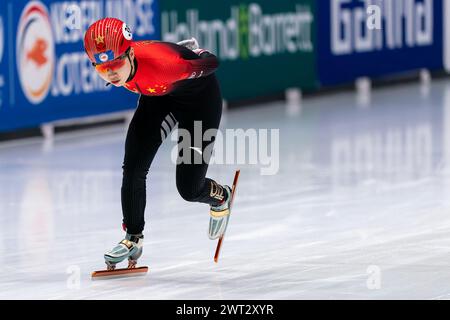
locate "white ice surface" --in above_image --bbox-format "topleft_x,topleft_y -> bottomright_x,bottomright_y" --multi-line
2,79 -> 450,299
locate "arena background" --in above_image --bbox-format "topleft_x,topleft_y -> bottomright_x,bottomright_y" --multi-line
1,0 -> 445,134
2,0 -> 450,300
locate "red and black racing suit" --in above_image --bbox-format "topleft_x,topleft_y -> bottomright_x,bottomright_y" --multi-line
120,41 -> 227,234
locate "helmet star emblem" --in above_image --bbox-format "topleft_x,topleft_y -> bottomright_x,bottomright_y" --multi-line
94,35 -> 105,44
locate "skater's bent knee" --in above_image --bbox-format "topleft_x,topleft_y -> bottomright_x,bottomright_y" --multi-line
177,184 -> 202,202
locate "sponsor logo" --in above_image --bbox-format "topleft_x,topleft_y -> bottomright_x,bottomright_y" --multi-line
210,181 -> 225,201
100,53 -> 108,62
99,53 -> 108,62
94,50 -> 114,64
331,0 -> 434,55
49,0 -> 155,44
162,3 -> 314,61
48,0 -> 157,97
16,1 -> 55,104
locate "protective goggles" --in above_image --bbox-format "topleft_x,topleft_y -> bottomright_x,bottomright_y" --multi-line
92,48 -> 130,73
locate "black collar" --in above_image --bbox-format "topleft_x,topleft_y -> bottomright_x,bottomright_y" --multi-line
126,56 -> 138,83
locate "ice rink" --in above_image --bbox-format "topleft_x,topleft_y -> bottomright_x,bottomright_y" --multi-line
2,78 -> 450,299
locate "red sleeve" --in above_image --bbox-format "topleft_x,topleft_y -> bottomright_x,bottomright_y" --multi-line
185,53 -> 219,79
157,42 -> 220,81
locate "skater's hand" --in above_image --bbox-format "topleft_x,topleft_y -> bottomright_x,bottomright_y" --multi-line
193,48 -> 211,56
176,37 -> 199,51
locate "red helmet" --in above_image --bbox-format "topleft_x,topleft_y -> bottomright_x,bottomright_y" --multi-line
84,17 -> 133,64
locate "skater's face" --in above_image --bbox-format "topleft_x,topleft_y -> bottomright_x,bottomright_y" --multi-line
94,47 -> 135,87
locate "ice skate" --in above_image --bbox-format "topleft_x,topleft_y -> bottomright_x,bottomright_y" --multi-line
209,185 -> 232,240
92,233 -> 148,279
104,233 -> 144,269
212,170 -> 240,263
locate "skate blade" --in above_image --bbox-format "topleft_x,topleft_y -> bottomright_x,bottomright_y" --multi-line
91,266 -> 148,280
214,169 -> 240,263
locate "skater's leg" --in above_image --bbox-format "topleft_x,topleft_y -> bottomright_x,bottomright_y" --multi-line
172,77 -> 234,240
173,76 -> 228,207
105,95 -> 177,267
121,95 -> 177,234
175,154 -> 229,206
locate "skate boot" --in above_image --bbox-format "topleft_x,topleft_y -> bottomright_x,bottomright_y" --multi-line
209,185 -> 232,240
104,233 -> 144,270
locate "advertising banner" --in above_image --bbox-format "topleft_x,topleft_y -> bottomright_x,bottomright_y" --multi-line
318,0 -> 443,86
0,0 -> 160,132
0,1 -> 7,112
160,0 -> 318,101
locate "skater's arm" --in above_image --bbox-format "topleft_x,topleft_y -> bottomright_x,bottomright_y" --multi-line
158,42 -> 220,81
187,49 -> 220,78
